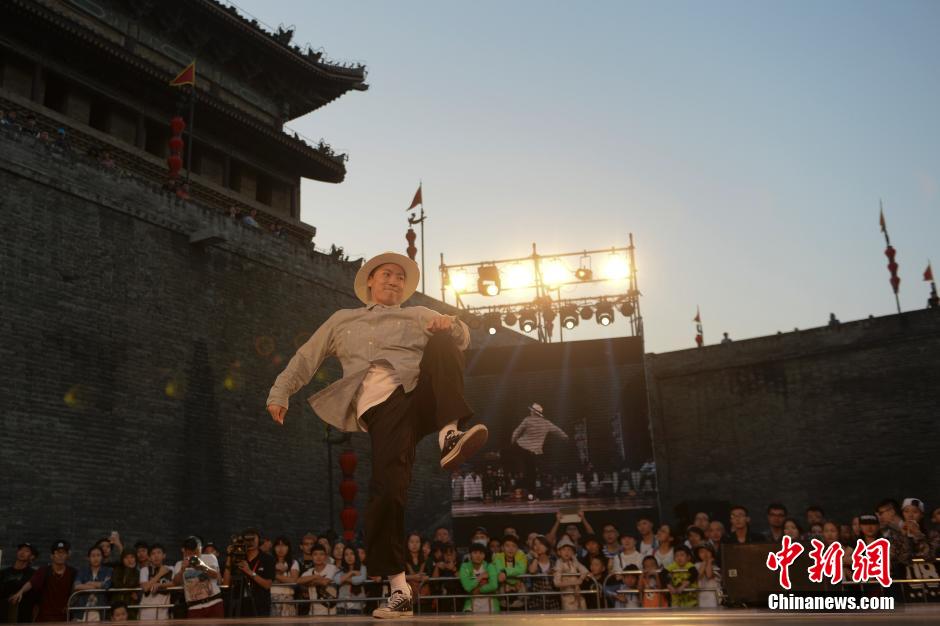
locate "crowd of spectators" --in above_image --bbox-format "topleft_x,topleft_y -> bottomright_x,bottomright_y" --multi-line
2,497 -> 938,621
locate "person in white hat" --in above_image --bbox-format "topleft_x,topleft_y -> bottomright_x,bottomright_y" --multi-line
265,252 -> 487,619
510,403 -> 569,495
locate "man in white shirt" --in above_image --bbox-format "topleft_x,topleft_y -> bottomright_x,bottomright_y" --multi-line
296,545 -> 338,616
267,253 -> 488,619
171,537 -> 223,618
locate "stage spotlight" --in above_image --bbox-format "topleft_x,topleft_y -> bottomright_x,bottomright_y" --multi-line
477,265 -> 501,296
541,258 -> 571,288
579,305 -> 594,320
483,312 -> 502,335
504,264 -> 535,290
601,254 -> 630,281
596,301 -> 614,326
448,269 -> 469,293
519,309 -> 538,333
466,314 -> 482,330
541,307 -> 556,322
575,267 -> 593,281
560,305 -> 579,329
504,311 -> 517,326
619,301 -> 635,316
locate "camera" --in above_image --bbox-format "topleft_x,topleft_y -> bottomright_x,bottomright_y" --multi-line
229,534 -> 249,566
188,555 -> 201,568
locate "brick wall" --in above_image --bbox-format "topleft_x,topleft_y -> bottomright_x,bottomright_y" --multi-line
646,310 -> 940,529
0,132 -> 527,558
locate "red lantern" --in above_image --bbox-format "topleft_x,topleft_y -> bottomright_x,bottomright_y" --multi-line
168,136 -> 184,153
339,479 -> 357,503
170,116 -> 186,135
340,508 -> 358,532
167,155 -> 183,173
339,450 -> 357,475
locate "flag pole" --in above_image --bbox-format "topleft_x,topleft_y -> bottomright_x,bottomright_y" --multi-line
880,199 -> 901,314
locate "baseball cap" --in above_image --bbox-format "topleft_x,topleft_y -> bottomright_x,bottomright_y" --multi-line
902,498 -> 924,512
18,543 -> 39,558
51,539 -> 70,553
859,514 -> 879,524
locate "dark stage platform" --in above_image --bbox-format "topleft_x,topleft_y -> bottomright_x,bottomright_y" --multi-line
53,605 -> 940,624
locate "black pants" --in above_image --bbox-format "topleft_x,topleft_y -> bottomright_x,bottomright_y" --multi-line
361,333 -> 473,577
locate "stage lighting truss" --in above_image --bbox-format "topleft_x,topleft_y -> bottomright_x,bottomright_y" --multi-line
477,265 -> 501,296
439,237 -> 642,342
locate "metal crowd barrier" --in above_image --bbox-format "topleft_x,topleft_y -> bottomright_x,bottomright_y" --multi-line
601,569 -> 723,608
64,556 -> 940,618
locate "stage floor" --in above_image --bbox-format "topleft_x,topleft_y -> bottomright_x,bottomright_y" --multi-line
89,606 -> 940,625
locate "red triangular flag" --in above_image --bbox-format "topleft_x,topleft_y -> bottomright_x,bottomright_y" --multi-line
170,61 -> 196,87
407,184 -> 422,211
925,262 -> 934,282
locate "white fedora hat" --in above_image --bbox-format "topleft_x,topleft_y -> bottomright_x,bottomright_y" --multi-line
354,252 -> 420,305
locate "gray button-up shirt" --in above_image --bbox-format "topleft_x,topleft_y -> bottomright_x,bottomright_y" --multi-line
266,303 -> 470,432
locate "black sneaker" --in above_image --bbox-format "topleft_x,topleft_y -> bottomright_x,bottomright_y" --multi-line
372,590 -> 413,619
440,424 -> 488,471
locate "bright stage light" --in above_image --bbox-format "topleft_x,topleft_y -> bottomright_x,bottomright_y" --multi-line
504,264 -> 535,290
483,312 -> 502,335
519,309 -> 538,333
448,270 -> 470,293
540,258 -> 571,288
601,254 -> 630,281
560,305 -> 579,329
596,301 -> 614,326
477,265 -> 501,296
579,305 -> 594,320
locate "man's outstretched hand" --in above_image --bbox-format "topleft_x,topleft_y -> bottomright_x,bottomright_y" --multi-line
268,404 -> 287,425
427,315 -> 453,334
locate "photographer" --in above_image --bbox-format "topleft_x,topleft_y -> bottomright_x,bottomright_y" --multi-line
222,528 -> 275,617
171,536 -> 223,618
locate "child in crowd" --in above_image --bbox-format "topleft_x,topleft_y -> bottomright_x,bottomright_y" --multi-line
695,544 -> 721,608
553,536 -> 589,610
108,602 -> 128,622
492,535 -> 527,608
527,535 -> 559,610
459,544 -> 499,613
583,555 -> 608,609
638,555 -> 668,608
665,545 -> 698,607
431,543 -> 460,613
612,568 -> 640,609
297,544 -> 337,616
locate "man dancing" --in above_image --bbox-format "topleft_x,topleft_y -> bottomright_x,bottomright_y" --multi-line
266,252 -> 487,618
511,402 -> 569,495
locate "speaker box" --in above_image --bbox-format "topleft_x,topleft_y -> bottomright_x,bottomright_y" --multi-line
722,542 -> 828,606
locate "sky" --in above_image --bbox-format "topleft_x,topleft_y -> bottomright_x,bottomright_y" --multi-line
227,0 -> 940,354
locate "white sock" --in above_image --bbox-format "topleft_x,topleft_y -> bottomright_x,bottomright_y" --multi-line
388,571 -> 410,597
438,421 -> 460,450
